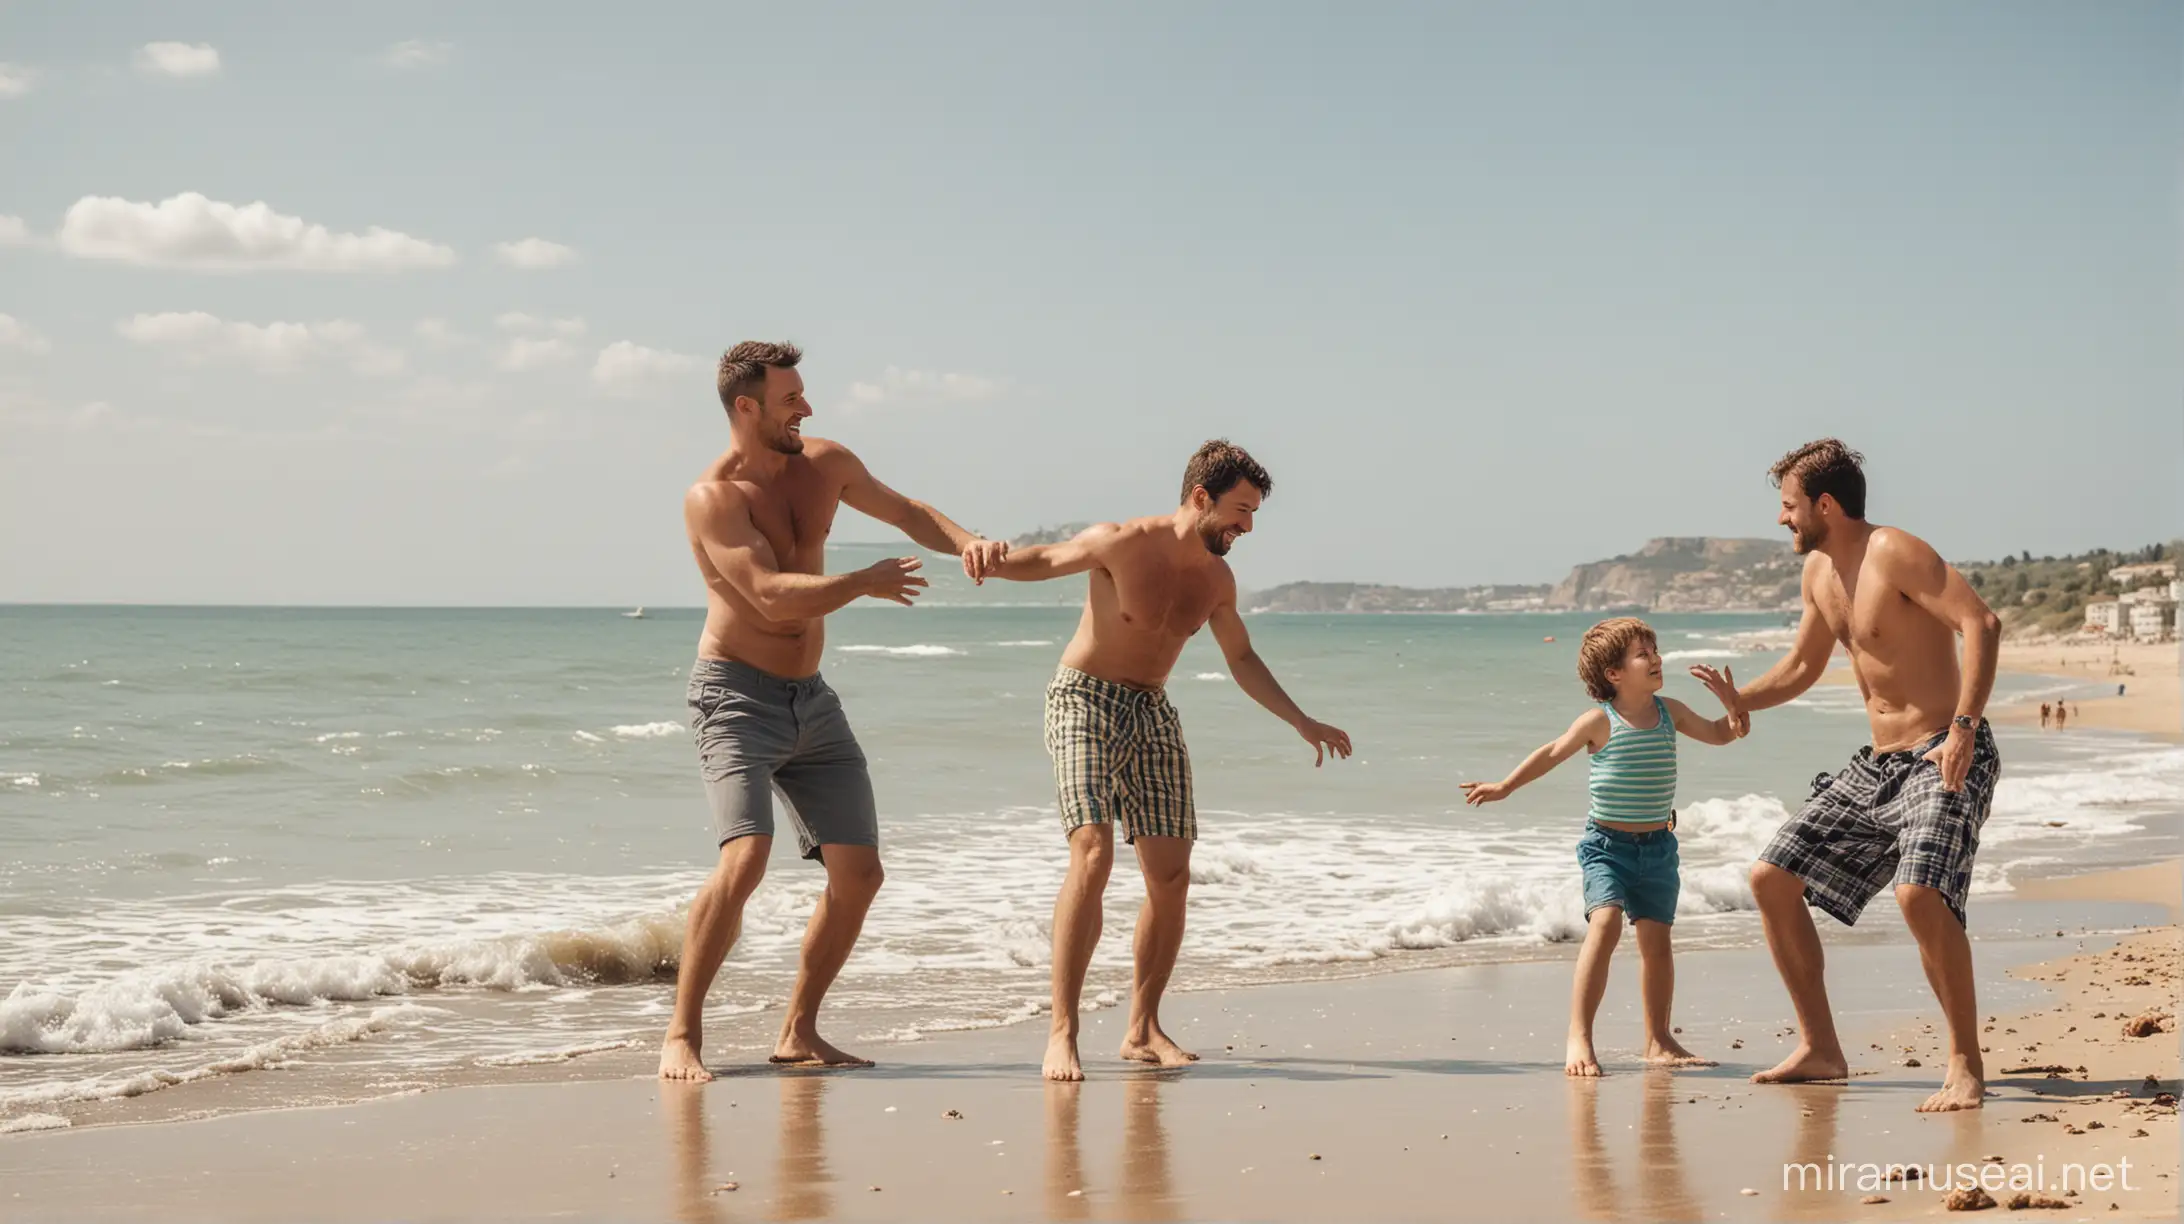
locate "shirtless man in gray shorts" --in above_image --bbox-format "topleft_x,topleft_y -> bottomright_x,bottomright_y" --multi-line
660,340 -> 1007,1081
987,440 -> 1352,1080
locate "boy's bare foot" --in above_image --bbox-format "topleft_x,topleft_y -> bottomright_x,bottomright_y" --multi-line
1044,1031 -> 1084,1081
1119,1023 -> 1198,1067
771,1030 -> 873,1068
1643,1036 -> 1717,1068
1752,1044 -> 1849,1084
1565,1033 -> 1604,1077
1916,1057 -> 1985,1113
659,1035 -> 713,1081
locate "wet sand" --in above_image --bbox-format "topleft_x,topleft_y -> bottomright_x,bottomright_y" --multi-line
5,876 -> 2176,1222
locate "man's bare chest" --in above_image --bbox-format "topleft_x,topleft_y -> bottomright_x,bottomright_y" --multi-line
1105,562 -> 1221,636
744,486 -> 840,574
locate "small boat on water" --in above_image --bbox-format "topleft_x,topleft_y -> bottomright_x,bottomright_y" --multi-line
621,607 -> 647,619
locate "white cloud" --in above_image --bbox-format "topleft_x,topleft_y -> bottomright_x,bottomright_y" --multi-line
58,192 -> 457,272
845,366 -> 1002,408
0,215 -> 29,246
495,312 -> 587,337
135,43 -> 222,79
379,40 -> 453,71
0,63 -> 36,99
117,311 -> 405,376
0,314 -> 52,355
492,238 -> 577,270
497,336 -> 580,372
591,341 -> 703,393
413,318 -> 472,349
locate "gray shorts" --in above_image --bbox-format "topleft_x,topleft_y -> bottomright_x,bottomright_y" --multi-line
686,659 -> 878,861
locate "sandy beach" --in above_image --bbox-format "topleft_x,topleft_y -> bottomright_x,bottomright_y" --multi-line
5,866 -> 2176,1222
1818,638 -> 2180,741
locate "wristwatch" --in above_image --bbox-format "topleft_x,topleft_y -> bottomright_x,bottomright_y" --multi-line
1952,714 -> 1976,731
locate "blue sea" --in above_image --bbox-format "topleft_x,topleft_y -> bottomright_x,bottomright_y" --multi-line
3,547 -> 2177,1130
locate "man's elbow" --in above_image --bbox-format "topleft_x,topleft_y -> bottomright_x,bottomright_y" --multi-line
1969,609 -> 2001,639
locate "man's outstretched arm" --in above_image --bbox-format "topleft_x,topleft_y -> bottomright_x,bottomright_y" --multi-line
1206,592 -> 1352,766
986,522 -> 1120,583
1736,561 -> 1836,716
687,484 -> 926,619
828,441 -> 1009,581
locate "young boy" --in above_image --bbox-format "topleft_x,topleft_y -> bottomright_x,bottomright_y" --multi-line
1461,617 -> 1747,1076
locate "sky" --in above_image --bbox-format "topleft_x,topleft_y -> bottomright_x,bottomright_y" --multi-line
2,2 -> 2178,605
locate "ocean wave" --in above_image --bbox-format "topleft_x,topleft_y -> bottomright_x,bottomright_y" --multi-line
1662,649 -> 1742,661
609,722 -> 682,739
0,1004 -> 443,1113
1192,672 -> 1227,681
1,912 -> 683,1056
473,1038 -> 641,1067
990,640 -> 1055,647
834,644 -> 965,657
0,1113 -> 71,1134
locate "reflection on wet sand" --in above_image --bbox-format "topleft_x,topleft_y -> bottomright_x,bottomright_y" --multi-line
1569,1074 -> 1843,1222
1774,1085 -> 1844,1222
663,1079 -> 725,1224
1045,1074 -> 1183,1220
772,1073 -> 833,1221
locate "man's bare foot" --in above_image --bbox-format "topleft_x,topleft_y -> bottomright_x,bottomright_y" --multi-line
1044,1031 -> 1084,1082
1752,1044 -> 1849,1084
1119,1026 -> 1198,1068
771,1030 -> 873,1068
659,1035 -> 713,1082
1916,1057 -> 1985,1113
1643,1036 -> 1717,1068
1565,1033 -> 1604,1077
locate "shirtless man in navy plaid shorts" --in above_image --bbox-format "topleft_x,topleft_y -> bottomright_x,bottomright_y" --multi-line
985,440 -> 1353,1081
1729,440 -> 2004,1113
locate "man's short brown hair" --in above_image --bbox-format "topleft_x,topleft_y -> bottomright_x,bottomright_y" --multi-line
717,341 -> 802,413
1180,439 -> 1272,505
1770,438 -> 1866,519
1577,617 -> 1657,702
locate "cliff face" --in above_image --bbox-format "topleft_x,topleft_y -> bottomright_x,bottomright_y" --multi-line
1546,537 -> 1798,612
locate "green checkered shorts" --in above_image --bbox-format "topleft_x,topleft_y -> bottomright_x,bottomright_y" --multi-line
1043,666 -> 1196,843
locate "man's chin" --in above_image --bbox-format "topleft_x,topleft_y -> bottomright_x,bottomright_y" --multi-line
773,436 -> 805,455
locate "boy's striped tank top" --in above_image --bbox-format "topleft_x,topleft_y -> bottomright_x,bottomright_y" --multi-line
1588,695 -> 1677,824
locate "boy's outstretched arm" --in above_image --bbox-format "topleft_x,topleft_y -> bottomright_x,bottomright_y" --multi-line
1461,709 -> 1609,805
1667,664 -> 1746,746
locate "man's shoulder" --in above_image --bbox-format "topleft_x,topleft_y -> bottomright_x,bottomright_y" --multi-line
1866,524 -> 1946,575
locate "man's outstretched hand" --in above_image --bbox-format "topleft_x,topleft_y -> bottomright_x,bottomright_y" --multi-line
1298,718 -> 1352,767
859,556 -> 929,606
1690,663 -> 1750,739
961,539 -> 1009,584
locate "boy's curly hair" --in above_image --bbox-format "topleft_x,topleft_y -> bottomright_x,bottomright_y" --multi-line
1577,617 -> 1657,702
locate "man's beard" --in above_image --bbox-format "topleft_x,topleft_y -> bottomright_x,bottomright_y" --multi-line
1790,520 -> 1825,554
1196,516 -> 1235,557
768,424 -> 805,455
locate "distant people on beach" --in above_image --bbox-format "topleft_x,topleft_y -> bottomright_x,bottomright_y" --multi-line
1460,617 -> 1745,1076
2054,701 -> 2068,730
2039,702 -> 2052,729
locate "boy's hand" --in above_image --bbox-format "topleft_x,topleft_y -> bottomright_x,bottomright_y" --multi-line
1689,664 -> 1749,738
1459,780 -> 1508,806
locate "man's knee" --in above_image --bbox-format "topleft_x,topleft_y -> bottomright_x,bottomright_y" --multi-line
1892,883 -> 1955,924
1067,825 -> 1116,879
1750,861 -> 1806,907
822,847 -> 885,901
707,836 -> 770,898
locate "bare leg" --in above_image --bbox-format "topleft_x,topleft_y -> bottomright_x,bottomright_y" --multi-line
1566,906 -> 1621,1076
1634,919 -> 1712,1066
1749,862 -> 1849,1083
772,845 -> 883,1066
1120,835 -> 1196,1067
1045,825 -> 1114,1081
1897,884 -> 1984,1112
660,835 -> 771,1080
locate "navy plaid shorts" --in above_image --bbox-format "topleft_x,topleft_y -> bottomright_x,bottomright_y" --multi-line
1758,722 -> 2000,928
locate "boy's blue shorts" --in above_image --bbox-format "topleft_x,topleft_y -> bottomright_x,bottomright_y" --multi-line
1578,821 -> 1680,925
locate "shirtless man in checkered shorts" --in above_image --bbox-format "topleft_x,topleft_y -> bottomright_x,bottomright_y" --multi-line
1729,439 -> 2004,1113
985,440 -> 1353,1081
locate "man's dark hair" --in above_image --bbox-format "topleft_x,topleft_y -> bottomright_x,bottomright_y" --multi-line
717,341 -> 802,413
1770,438 -> 1866,519
1180,439 -> 1272,505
